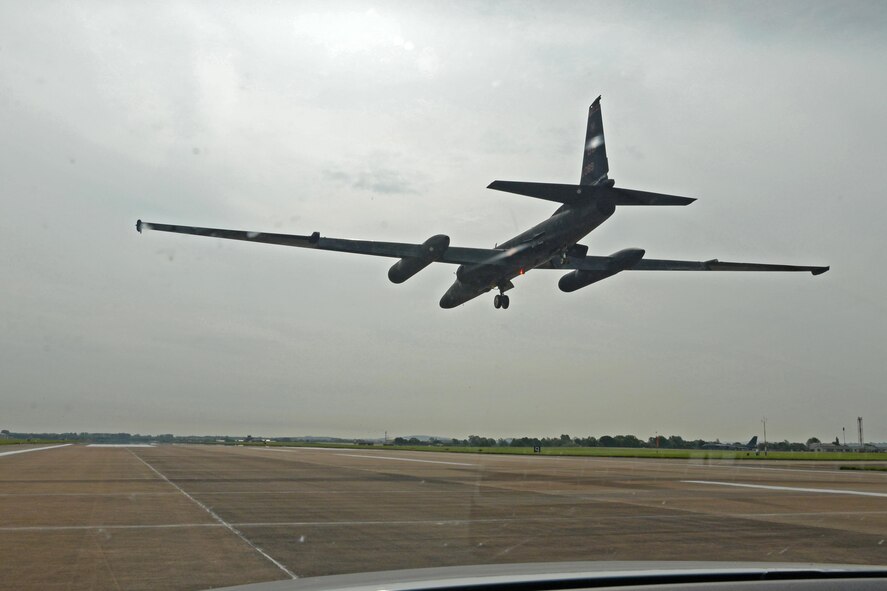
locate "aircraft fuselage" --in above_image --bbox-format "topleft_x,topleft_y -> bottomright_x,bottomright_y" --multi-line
440,187 -> 616,308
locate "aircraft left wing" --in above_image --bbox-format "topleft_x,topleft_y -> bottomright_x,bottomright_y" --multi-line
135,221 -> 499,265
564,255 -> 829,275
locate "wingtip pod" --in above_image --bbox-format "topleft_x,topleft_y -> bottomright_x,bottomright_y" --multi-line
136,219 -> 142,233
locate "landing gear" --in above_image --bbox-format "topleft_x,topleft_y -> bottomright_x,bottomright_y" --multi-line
493,280 -> 514,310
493,294 -> 510,309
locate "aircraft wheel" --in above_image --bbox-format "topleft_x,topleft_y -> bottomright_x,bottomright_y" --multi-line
501,295 -> 510,309
493,295 -> 501,309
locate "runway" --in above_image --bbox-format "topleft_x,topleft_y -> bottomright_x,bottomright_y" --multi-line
1,444 -> 885,590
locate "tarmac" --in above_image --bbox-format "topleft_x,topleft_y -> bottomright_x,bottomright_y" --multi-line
1,444 -> 885,590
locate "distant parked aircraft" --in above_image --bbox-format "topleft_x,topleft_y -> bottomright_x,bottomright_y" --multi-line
702,436 -> 759,451
137,96 -> 828,309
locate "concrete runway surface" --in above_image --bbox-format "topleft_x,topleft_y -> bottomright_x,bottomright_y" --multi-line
1,444 -> 885,590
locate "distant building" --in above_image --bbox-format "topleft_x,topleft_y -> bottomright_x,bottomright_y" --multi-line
808,442 -> 883,452
808,442 -> 846,452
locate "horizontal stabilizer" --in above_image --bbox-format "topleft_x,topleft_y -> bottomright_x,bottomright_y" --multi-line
488,181 -> 594,204
613,187 -> 696,206
487,181 -> 694,206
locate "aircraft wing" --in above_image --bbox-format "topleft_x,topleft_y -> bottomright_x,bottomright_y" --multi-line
135,221 -> 499,265
563,255 -> 829,275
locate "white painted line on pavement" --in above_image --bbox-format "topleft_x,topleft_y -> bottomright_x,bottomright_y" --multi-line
0,444 -> 71,457
340,454 -> 475,466
258,446 -> 475,466
569,456 -> 876,476
0,523 -> 223,531
683,480 -> 887,498
10,509 -> 887,533
129,449 -> 298,579
87,444 -> 155,447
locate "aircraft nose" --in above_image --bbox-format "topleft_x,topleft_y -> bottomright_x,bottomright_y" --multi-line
439,294 -> 457,309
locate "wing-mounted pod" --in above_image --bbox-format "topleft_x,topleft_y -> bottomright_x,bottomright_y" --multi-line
388,235 -> 450,284
558,248 -> 645,292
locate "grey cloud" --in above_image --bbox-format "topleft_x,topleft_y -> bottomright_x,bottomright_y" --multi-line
353,169 -> 418,195
323,164 -> 421,195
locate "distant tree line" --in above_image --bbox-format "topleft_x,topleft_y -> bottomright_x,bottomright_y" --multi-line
440,434 -> 676,448
2,430 -> 820,451
1,431 -> 227,444
398,434 -> 817,451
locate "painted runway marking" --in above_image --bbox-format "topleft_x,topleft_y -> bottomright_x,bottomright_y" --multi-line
10,510 -> 887,532
562,455 -> 876,476
260,446 -> 474,466
692,464 -> 887,476
0,444 -> 71,457
683,480 -> 887,498
197,490 -> 481,496
261,447 -> 348,454
129,450 -> 298,579
0,516 -> 685,531
0,492 -> 179,497
253,448 -> 886,477
0,523 -> 224,531
259,447 -> 355,454
340,454 -> 475,466
87,444 -> 155,447
234,517 -> 584,527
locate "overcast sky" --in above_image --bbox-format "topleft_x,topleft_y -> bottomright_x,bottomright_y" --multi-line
2,1 -> 885,443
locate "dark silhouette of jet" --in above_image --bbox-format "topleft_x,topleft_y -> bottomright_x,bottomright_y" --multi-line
137,97 -> 827,309
702,436 -> 759,451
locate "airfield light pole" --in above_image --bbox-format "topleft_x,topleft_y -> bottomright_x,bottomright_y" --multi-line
761,417 -> 768,456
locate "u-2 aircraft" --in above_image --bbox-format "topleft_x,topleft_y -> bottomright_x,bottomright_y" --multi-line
702,436 -> 759,451
136,96 -> 828,309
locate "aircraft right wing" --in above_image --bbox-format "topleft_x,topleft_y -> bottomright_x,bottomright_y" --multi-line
567,255 -> 829,275
631,258 -> 829,275
135,220 -> 499,265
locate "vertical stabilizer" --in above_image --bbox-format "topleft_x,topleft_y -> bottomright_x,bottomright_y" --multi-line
580,96 -> 609,186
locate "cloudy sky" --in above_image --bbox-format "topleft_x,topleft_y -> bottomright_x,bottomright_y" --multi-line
2,1 -> 885,443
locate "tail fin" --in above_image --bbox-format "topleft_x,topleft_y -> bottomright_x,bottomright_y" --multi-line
747,436 -> 758,449
580,96 -> 609,186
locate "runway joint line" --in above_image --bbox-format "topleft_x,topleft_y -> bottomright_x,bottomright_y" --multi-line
128,449 -> 297,579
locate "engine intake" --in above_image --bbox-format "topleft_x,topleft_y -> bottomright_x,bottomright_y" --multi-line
388,235 -> 450,284
558,270 -> 614,292
558,248 -> 645,292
